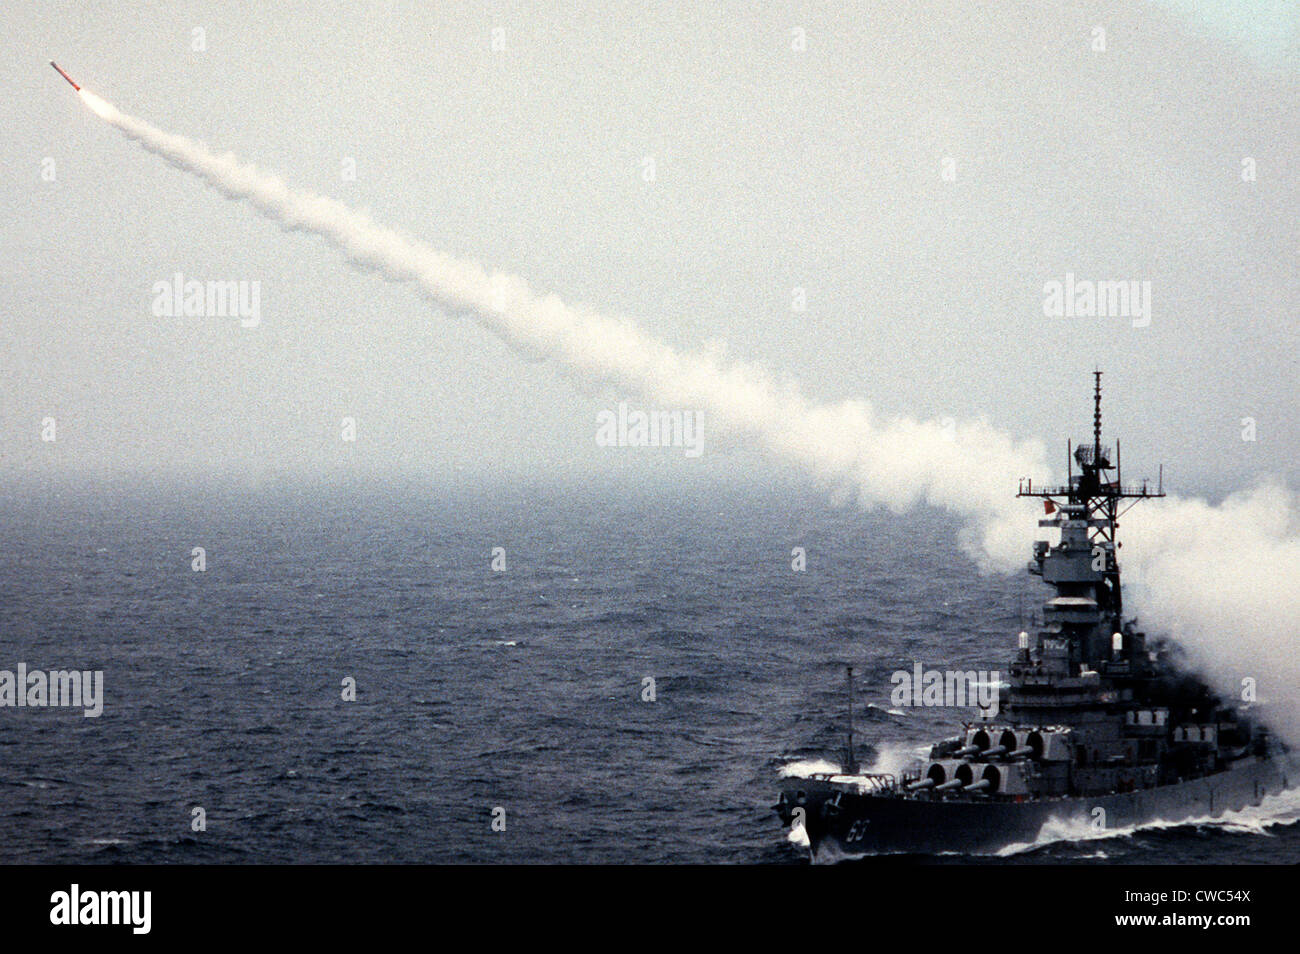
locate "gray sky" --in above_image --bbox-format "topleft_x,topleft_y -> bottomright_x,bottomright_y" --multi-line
3,0 -> 1297,496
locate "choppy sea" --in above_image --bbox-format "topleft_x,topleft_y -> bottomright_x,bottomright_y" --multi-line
1,482 -> 1296,863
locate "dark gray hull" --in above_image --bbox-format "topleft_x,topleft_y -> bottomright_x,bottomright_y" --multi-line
780,755 -> 1295,859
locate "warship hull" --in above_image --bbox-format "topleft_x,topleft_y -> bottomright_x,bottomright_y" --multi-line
781,754 -> 1295,859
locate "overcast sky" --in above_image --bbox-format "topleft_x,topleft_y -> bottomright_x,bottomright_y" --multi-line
3,1 -> 1296,496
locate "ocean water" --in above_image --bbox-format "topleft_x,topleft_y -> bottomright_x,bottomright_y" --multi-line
1,482 -> 1296,864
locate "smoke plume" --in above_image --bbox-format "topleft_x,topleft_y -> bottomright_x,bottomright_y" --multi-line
1122,484 -> 1300,737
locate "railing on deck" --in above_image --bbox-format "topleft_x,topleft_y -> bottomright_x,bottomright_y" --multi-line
1017,478 -> 1164,499
811,771 -> 898,793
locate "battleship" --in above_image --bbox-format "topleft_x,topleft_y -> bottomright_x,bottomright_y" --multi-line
775,373 -> 1295,858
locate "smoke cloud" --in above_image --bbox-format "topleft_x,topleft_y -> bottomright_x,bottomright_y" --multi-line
1122,483 -> 1300,738
80,90 -> 1299,738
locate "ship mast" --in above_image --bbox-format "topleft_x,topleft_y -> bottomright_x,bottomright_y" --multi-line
1017,372 -> 1164,670
844,665 -> 856,774
1093,370 -> 1102,470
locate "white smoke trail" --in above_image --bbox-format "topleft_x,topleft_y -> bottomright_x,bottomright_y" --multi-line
80,91 -> 1299,736
79,89 -> 1048,568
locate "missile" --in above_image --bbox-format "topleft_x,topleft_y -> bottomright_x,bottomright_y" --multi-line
50,61 -> 80,91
